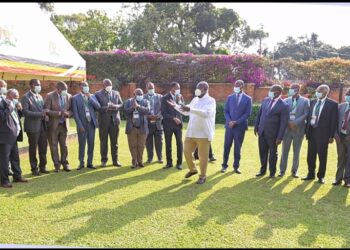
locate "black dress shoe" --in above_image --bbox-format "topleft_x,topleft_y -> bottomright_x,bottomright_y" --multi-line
63,166 -> 71,172
278,173 -> 284,177
146,159 -> 152,164
343,183 -> 350,188
32,170 -> 41,176
101,161 -> 107,168
332,181 -> 341,186
39,169 -> 50,174
318,178 -> 325,184
176,164 -> 183,170
87,165 -> 96,169
233,168 -> 241,174
1,183 -> 12,188
138,163 -> 145,168
13,177 -> 28,183
269,174 -> 275,178
292,173 -> 299,178
77,165 -> 84,170
158,159 -> 164,164
209,157 -> 216,162
185,171 -> 198,178
256,172 -> 266,177
131,163 -> 138,169
163,164 -> 173,169
301,176 -> 315,181
113,161 -> 122,167
221,167 -> 227,173
196,177 -> 206,184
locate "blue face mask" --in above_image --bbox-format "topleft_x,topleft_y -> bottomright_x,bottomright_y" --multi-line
83,86 -> 89,94
268,91 -> 275,99
345,96 -> 350,103
136,95 -> 143,102
34,86 -> 41,94
288,89 -> 296,96
233,87 -> 241,94
12,99 -> 19,105
315,92 -> 323,99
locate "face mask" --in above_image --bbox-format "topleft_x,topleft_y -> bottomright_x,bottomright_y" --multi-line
0,87 -> 7,95
136,95 -> 143,102
268,91 -> 275,99
194,89 -> 202,97
288,89 -> 296,96
315,92 -> 323,99
61,90 -> 68,96
34,86 -> 41,94
105,86 -> 112,92
148,89 -> 155,95
233,87 -> 241,94
345,96 -> 350,103
174,89 -> 180,96
12,99 -> 19,105
83,86 -> 89,94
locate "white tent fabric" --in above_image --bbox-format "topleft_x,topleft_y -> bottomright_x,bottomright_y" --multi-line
0,3 -> 86,81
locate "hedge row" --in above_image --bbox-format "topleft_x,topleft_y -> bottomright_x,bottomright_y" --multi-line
120,102 -> 260,126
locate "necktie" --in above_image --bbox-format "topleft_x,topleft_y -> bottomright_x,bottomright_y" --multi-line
292,99 -> 297,111
236,94 -> 240,107
342,107 -> 350,131
267,99 -> 275,111
314,100 -> 321,117
60,95 -> 65,109
84,96 -> 91,123
36,95 -> 43,108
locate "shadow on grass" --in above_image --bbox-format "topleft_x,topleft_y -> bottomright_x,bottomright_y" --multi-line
53,172 -> 227,245
188,176 -> 350,247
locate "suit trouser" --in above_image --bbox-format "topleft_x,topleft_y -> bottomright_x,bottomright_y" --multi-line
222,127 -> 246,169
48,123 -> 69,169
335,134 -> 350,184
184,137 -> 210,178
306,129 -> 329,179
258,133 -> 278,175
127,127 -> 147,165
77,121 -> 96,166
27,123 -> 48,172
194,144 -> 213,160
146,123 -> 163,161
279,129 -> 304,174
99,117 -> 119,164
0,142 -> 22,184
164,126 -> 183,165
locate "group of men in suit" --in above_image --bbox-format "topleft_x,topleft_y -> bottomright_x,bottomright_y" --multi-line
1,77 -> 349,188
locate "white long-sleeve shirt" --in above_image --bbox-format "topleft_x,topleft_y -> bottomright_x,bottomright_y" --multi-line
176,94 -> 216,141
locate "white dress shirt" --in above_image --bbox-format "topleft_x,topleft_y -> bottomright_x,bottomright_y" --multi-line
176,94 -> 216,141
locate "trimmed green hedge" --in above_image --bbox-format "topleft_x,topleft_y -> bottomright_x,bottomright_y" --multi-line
120,102 -> 260,126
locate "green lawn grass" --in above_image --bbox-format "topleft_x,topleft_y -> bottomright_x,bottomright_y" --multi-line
1,122 -> 349,248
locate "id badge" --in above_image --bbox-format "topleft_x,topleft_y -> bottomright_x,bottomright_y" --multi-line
290,113 -> 296,121
133,111 -> 139,119
310,115 -> 317,126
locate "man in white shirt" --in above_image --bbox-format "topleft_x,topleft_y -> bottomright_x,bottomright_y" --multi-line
168,81 -> 216,184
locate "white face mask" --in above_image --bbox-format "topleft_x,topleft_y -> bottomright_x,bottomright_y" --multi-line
105,86 -> 112,92
194,89 -> 202,97
34,86 -> 41,94
83,86 -> 89,94
148,89 -> 155,95
12,99 -> 19,105
136,95 -> 143,102
174,89 -> 180,96
0,87 -> 7,95
233,87 -> 241,94
61,90 -> 68,96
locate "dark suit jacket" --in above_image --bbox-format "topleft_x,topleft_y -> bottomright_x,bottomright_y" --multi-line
21,90 -> 46,133
44,91 -> 72,133
224,92 -> 252,131
94,89 -> 123,126
161,92 -> 184,130
0,99 -> 22,145
144,93 -> 163,130
72,93 -> 100,129
124,98 -> 150,135
255,97 -> 289,140
306,98 -> 338,142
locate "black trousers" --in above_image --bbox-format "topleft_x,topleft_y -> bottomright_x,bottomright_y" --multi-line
146,123 -> 163,161
0,142 -> 22,185
258,133 -> 278,175
99,117 -> 120,164
164,126 -> 183,165
307,129 -> 329,179
194,144 -> 214,159
27,123 -> 48,172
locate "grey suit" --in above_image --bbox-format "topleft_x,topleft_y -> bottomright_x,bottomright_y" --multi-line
279,96 -> 310,175
72,93 -> 100,167
335,102 -> 350,184
21,90 -> 48,172
144,93 -> 163,162
94,89 -> 123,164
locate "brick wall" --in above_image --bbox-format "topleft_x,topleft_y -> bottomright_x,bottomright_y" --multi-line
5,80 -> 344,104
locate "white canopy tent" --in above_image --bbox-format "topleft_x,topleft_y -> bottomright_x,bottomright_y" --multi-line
0,3 -> 86,81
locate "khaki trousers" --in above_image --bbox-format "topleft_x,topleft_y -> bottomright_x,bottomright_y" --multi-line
184,137 -> 210,178
127,127 -> 147,165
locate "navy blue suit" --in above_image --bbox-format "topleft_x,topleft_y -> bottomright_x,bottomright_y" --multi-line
255,97 -> 289,175
72,93 -> 100,166
222,92 -> 252,169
